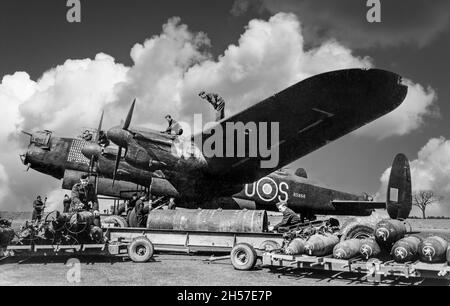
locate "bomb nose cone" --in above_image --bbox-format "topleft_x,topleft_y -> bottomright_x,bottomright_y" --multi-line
334,250 -> 345,259
394,247 -> 407,259
107,126 -> 129,148
360,246 -> 371,258
81,143 -> 102,159
376,228 -> 389,241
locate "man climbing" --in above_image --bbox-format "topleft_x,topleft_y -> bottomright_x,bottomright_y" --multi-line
198,91 -> 225,121
164,115 -> 183,136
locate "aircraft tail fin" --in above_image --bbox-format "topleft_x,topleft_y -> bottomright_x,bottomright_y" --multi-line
386,153 -> 412,219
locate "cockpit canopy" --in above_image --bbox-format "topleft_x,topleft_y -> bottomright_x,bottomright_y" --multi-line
30,130 -> 52,149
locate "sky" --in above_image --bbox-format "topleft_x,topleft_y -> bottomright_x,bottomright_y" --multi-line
1,0 -> 450,217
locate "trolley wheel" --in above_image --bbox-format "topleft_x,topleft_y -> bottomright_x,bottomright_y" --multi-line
128,236 -> 154,263
230,243 -> 257,271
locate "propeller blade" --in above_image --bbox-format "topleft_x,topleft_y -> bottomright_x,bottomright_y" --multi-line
25,163 -> 31,172
95,174 -> 98,194
112,146 -> 122,186
89,156 -> 95,174
123,99 -> 136,131
95,110 -> 104,142
21,130 -> 32,137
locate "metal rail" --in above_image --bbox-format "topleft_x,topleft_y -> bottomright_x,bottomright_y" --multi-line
261,253 -> 450,282
0,227 -> 284,259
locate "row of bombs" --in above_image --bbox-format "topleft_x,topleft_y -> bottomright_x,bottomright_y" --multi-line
284,219 -> 450,264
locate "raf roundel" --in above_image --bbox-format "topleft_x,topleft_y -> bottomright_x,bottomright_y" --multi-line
256,177 -> 278,202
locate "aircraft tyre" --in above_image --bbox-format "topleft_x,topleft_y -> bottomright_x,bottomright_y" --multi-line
128,236 -> 154,263
340,220 -> 376,242
230,243 -> 257,271
103,215 -> 128,228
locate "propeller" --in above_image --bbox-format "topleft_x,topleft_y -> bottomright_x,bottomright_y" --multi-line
87,110 -> 105,193
112,99 -> 136,186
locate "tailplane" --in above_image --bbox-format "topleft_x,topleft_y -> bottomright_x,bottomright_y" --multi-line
386,153 -> 412,219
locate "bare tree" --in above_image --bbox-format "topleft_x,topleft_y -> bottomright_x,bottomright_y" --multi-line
413,190 -> 443,219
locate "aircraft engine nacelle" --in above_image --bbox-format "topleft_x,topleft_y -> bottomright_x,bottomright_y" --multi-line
62,170 -> 146,200
125,144 -> 167,171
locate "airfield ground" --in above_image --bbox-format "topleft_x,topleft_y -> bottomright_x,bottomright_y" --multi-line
2,252 -> 448,286
1,212 -> 449,286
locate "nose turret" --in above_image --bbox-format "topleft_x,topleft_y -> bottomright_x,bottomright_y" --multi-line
20,141 -> 66,179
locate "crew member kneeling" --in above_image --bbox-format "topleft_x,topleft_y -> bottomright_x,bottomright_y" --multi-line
71,174 -> 101,227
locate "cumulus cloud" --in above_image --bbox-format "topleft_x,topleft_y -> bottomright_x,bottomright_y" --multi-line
110,13 -> 373,131
0,54 -> 128,211
0,164 -> 10,203
0,13 -> 436,211
354,79 -> 438,139
377,137 -> 450,217
232,0 -> 450,49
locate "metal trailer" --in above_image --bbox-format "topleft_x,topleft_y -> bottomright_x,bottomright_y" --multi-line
3,227 -> 450,283
260,252 -> 450,283
0,227 -> 284,271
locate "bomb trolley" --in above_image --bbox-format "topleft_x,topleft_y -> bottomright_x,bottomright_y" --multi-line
260,252 -> 450,283
0,227 -> 284,269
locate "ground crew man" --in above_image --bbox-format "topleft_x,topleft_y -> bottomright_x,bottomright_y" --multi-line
199,91 -> 225,121
126,193 -> 138,225
97,130 -> 110,147
81,129 -> 93,141
32,195 -> 46,222
63,194 -> 71,213
164,115 -> 183,136
71,174 -> 101,227
167,197 -> 176,210
134,192 -> 148,227
270,202 -> 301,232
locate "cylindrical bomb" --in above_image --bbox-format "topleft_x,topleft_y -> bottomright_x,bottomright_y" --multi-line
0,227 -> 15,246
375,219 -> 406,246
68,211 -> 95,233
304,234 -> 340,256
333,239 -> 363,259
147,209 -> 268,233
419,236 -> 449,263
285,238 -> 306,255
89,226 -> 103,242
390,236 -> 421,263
359,238 -> 382,259
447,246 -> 450,265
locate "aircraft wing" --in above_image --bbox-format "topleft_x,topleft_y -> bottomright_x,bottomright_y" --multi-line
200,69 -> 408,184
331,200 -> 386,210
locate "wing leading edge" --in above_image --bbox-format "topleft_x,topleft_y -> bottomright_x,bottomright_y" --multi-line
201,69 -> 408,183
